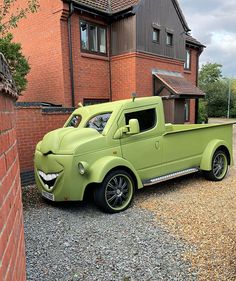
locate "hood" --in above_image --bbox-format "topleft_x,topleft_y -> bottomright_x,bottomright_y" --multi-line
39,127 -> 103,155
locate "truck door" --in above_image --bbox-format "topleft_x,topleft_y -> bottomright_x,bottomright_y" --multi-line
118,106 -> 163,180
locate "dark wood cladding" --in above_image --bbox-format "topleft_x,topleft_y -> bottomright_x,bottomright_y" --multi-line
111,15 -> 136,56
136,0 -> 186,61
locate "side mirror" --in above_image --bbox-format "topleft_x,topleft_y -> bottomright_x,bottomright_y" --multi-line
113,119 -> 140,139
126,119 -> 140,135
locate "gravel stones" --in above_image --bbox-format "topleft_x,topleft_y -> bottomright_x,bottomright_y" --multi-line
23,187 -> 196,281
137,171 -> 236,281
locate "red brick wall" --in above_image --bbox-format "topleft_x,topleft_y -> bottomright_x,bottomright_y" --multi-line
0,92 -> 26,280
16,107 -> 71,173
12,0 -> 69,106
135,52 -> 183,97
184,48 -> 199,123
111,51 -> 198,122
111,53 -> 136,100
12,2 -> 111,107
64,13 -> 111,105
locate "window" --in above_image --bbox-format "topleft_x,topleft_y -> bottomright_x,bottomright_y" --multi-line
125,108 -> 156,132
99,28 -> 106,53
184,49 -> 191,70
67,115 -> 82,128
184,99 -> 190,122
81,22 -> 89,50
166,32 -> 173,46
153,28 -> 160,43
80,21 -> 107,55
86,112 -> 112,133
90,25 -> 98,52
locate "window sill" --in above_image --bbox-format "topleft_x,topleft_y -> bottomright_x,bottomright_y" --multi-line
184,69 -> 192,74
81,52 -> 109,61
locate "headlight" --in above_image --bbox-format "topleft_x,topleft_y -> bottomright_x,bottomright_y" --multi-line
78,162 -> 88,175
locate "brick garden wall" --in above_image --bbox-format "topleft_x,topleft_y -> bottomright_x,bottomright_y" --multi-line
15,106 -> 72,182
0,79 -> 26,280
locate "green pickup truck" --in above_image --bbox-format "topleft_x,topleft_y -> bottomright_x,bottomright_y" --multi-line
34,97 -> 234,213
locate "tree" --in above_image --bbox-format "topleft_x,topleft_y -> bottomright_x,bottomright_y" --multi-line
0,33 -> 30,92
0,0 -> 39,36
198,63 -> 222,89
0,0 -> 39,93
198,63 -> 230,117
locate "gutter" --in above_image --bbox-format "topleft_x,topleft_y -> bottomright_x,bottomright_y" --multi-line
68,1 -> 75,107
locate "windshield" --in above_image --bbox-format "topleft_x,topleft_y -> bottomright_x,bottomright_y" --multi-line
86,112 -> 112,133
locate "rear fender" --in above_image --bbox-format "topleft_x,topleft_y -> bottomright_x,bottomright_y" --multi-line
200,139 -> 231,171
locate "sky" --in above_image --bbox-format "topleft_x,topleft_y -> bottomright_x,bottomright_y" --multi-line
178,0 -> 236,77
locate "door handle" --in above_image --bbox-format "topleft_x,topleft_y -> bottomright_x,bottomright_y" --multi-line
155,141 -> 159,150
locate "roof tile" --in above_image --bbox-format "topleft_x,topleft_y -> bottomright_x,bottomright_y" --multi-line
72,0 -> 140,13
154,71 -> 205,97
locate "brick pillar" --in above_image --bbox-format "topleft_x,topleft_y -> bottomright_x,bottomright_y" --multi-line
0,58 -> 26,280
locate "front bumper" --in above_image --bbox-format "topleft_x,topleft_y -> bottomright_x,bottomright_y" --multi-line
34,151 -> 87,201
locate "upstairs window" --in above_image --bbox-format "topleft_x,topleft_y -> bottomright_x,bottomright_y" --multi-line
184,49 -> 191,70
125,108 -> 156,132
80,21 -> 107,55
153,28 -> 160,43
166,32 -> 173,46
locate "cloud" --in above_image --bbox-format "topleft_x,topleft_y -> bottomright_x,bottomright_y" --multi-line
178,0 -> 236,76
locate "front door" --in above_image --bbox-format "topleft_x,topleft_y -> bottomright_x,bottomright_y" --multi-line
118,106 -> 163,181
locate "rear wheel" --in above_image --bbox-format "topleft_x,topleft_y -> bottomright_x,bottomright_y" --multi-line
94,170 -> 134,213
204,150 -> 228,181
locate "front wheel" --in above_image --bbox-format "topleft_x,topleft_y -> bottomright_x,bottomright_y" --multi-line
204,150 -> 228,181
94,170 -> 135,213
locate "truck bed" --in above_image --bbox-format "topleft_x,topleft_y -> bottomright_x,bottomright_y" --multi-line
165,122 -> 235,134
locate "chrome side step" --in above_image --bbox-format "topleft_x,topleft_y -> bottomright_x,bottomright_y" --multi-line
142,168 -> 199,187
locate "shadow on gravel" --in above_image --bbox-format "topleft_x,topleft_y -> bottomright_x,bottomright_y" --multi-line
135,171 -> 203,198
22,185 -> 98,214
22,172 -> 203,214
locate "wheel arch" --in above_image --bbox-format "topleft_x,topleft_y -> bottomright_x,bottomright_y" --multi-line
82,156 -> 143,200
106,165 -> 139,191
200,140 -> 232,171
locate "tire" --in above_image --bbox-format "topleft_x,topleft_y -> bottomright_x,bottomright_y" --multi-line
94,170 -> 135,213
204,150 -> 228,181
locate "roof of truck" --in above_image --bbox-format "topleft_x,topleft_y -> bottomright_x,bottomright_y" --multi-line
77,96 -> 162,112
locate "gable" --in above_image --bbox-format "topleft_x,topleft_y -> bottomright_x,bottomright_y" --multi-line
71,0 -> 190,31
135,0 -> 187,60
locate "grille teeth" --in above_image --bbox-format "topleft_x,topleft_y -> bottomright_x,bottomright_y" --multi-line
38,171 -> 59,189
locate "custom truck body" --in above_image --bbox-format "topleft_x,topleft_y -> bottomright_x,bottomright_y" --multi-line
34,97 -> 234,213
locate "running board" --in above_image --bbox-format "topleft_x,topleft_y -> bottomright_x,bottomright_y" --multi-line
142,168 -> 199,187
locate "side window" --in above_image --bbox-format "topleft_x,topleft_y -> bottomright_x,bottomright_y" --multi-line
125,108 -> 156,132
67,115 -> 82,128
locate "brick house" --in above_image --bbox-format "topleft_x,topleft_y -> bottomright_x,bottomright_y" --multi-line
12,0 -> 205,182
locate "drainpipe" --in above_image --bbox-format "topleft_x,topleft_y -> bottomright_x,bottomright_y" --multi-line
195,50 -> 200,123
68,1 -> 75,108
108,25 -> 112,101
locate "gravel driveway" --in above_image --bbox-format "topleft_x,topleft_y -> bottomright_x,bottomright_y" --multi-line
23,189 -> 197,281
23,119 -> 236,281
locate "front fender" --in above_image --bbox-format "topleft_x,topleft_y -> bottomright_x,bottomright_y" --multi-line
88,156 -> 143,188
200,139 -> 232,171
